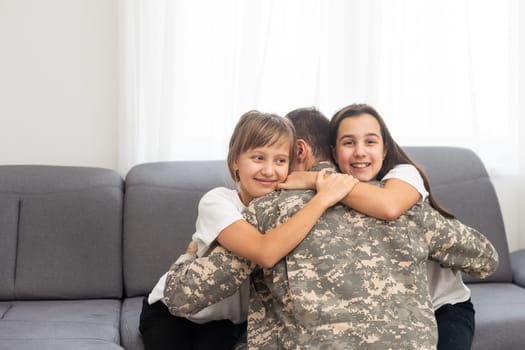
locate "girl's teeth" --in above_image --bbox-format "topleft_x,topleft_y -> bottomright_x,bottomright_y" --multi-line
352,163 -> 368,168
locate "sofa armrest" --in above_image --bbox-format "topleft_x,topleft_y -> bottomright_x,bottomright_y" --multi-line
511,249 -> 525,287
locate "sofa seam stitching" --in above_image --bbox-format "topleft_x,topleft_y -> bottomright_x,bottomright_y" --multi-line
13,198 -> 21,296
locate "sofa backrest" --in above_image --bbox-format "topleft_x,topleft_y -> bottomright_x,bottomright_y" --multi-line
122,146 -> 511,297
123,161 -> 234,297
0,165 -> 123,300
405,146 -> 511,283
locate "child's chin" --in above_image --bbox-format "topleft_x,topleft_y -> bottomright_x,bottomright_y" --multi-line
257,189 -> 275,197
352,173 -> 373,182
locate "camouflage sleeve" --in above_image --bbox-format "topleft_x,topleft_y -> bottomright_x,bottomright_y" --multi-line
243,204 -> 259,228
422,202 -> 499,279
163,242 -> 256,317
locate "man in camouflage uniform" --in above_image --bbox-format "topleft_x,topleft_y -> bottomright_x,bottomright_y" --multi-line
164,108 -> 498,349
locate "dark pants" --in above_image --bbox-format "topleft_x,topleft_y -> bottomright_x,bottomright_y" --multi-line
435,299 -> 475,350
139,297 -> 246,350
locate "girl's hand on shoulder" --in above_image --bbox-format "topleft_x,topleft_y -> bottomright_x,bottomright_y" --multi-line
277,171 -> 316,190
315,169 -> 358,207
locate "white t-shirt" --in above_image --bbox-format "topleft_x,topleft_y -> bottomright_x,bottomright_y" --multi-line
382,164 -> 471,311
147,187 -> 250,324
382,164 -> 428,201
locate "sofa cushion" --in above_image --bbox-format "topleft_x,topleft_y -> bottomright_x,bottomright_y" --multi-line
405,147 -> 512,283
16,190 -> 122,299
123,161 -> 233,297
0,300 -> 123,349
0,340 -> 123,350
511,249 -> 525,287
0,165 -> 124,300
469,283 -> 525,350
120,297 -> 145,350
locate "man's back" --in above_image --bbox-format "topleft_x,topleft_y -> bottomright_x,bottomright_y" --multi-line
245,186 -> 439,349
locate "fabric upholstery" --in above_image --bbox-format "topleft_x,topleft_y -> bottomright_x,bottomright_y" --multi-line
0,340 -> 123,350
469,283 -> 525,349
0,300 -> 122,349
511,249 -> 525,287
0,165 -> 124,300
0,195 -> 19,300
119,297 -> 144,350
0,165 -> 124,349
123,160 -> 234,298
16,190 -> 123,299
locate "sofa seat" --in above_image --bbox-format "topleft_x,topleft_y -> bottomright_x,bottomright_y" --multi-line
120,297 -> 145,350
470,283 -> 525,349
0,340 -> 123,350
0,299 -> 123,349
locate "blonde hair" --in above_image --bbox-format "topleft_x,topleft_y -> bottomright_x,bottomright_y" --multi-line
227,110 -> 296,181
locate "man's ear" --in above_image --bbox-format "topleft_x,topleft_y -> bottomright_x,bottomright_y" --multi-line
295,139 -> 308,163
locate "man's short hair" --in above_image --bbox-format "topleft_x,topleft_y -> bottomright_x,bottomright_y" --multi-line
285,107 -> 332,161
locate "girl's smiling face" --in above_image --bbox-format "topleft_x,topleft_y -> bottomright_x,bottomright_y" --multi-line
234,137 -> 291,205
332,113 -> 386,181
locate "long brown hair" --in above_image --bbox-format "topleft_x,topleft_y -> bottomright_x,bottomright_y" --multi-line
330,103 -> 454,218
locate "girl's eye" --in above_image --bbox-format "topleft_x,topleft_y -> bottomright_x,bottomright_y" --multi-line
343,141 -> 354,146
366,139 -> 378,145
252,155 -> 263,161
276,158 -> 288,164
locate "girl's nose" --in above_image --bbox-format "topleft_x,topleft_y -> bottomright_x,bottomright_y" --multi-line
354,143 -> 366,157
261,161 -> 274,175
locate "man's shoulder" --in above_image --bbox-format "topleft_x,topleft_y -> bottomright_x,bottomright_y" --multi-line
250,188 -> 315,207
245,189 -> 316,225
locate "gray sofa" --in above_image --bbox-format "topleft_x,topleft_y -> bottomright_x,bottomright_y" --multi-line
0,146 -> 524,349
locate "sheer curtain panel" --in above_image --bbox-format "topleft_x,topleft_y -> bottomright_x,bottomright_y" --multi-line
119,0 -> 524,250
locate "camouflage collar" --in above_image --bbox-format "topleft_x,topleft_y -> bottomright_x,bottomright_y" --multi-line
310,162 -> 337,172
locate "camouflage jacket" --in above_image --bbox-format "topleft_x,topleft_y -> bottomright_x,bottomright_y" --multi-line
164,166 -> 498,350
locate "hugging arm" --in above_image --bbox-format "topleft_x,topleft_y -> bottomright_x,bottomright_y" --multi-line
163,242 -> 256,317
217,170 -> 357,268
423,203 -> 499,279
279,171 -> 420,221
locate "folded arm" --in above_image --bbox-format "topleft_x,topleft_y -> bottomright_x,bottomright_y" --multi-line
278,171 -> 420,220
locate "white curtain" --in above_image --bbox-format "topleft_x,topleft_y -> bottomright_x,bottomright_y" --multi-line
119,0 -> 524,250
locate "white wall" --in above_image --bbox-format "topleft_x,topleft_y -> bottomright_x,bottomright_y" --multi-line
0,0 -> 118,170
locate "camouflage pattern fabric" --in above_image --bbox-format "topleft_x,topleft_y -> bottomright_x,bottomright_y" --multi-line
244,190 -> 497,349
164,164 -> 498,350
164,241 -> 255,317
